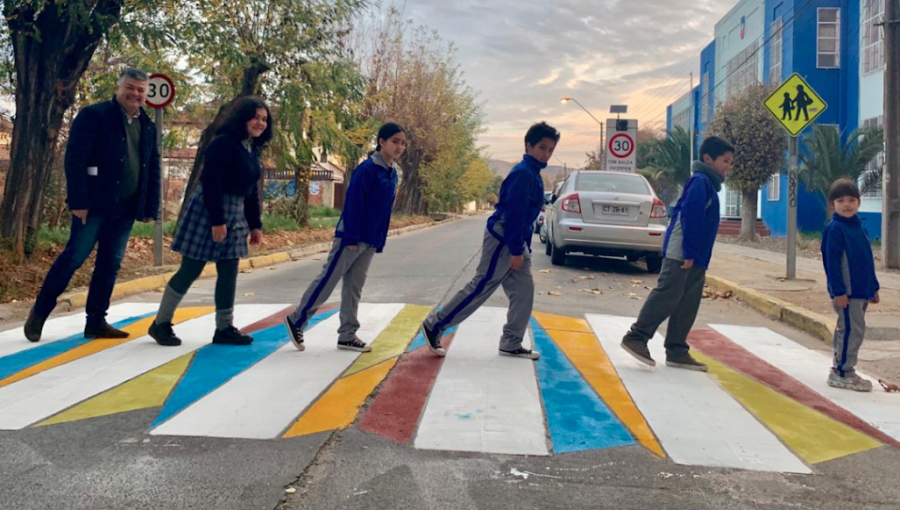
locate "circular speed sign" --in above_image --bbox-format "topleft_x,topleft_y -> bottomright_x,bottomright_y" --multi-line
146,73 -> 176,109
608,133 -> 635,159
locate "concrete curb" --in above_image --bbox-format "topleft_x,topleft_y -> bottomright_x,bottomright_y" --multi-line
705,274 -> 836,345
56,217 -> 460,311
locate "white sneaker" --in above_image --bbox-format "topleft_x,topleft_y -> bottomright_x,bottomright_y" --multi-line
827,372 -> 873,392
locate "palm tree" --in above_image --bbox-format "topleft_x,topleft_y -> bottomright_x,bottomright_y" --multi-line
800,125 -> 884,200
638,126 -> 693,204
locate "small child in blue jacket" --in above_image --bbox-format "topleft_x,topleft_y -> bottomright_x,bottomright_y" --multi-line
821,178 -> 880,392
283,122 -> 405,353
621,136 -> 734,371
419,122 -> 560,360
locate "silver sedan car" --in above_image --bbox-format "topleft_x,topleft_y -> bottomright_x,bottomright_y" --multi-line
544,170 -> 668,272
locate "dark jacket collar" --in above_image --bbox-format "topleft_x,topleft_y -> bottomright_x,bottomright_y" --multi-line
522,154 -> 547,173
833,213 -> 862,226
109,95 -> 150,122
692,161 -> 725,192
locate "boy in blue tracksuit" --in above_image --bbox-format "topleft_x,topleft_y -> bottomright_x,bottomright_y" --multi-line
621,136 -> 734,371
284,123 -> 406,352
821,178 -> 880,392
420,122 -> 560,359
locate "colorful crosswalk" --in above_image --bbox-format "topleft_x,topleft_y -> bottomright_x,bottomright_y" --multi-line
0,303 -> 897,474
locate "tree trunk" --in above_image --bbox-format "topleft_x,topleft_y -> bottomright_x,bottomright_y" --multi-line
738,188 -> 760,242
179,58 -> 270,220
0,1 -> 122,260
394,149 -> 427,215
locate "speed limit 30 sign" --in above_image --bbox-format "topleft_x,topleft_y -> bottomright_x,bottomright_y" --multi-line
605,119 -> 638,173
146,73 -> 175,109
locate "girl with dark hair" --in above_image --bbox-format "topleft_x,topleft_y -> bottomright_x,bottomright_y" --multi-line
149,96 -> 273,347
283,122 -> 406,352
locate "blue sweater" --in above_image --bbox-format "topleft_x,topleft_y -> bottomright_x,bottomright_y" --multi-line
821,214 -> 880,299
662,165 -> 721,269
487,155 -> 545,256
335,152 -> 398,253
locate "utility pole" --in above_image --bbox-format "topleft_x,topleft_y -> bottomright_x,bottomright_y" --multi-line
883,0 -> 900,269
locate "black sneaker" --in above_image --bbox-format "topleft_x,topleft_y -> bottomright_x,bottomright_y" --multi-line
621,338 -> 656,367
420,323 -> 446,357
213,326 -> 254,346
85,322 -> 130,339
284,316 -> 305,352
665,352 -> 708,372
499,347 -> 541,360
149,321 -> 182,347
24,308 -> 45,343
337,336 -> 372,353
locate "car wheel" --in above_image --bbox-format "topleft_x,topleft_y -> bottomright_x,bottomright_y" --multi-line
533,222 -> 541,234
645,254 -> 662,274
550,239 -> 566,266
544,232 -> 552,255
539,228 -> 547,244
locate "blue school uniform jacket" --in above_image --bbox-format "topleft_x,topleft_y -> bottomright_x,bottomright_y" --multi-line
335,152 -> 399,253
661,163 -> 722,269
821,214 -> 880,299
487,154 -> 545,256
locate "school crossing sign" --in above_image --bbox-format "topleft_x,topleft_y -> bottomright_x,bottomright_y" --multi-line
764,73 -> 827,137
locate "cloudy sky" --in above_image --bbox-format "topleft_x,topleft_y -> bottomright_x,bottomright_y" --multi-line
400,0 -> 735,168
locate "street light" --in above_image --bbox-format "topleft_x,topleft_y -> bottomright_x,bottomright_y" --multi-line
561,96 -> 605,170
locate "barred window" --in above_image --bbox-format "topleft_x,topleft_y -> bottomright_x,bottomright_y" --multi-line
767,173 -> 781,201
862,0 -> 885,74
861,117 -> 884,198
817,8 -> 841,69
726,41 -> 760,98
770,18 -> 783,84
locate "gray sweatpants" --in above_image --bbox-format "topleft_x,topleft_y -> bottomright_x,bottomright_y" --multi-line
424,228 -> 533,351
623,258 -> 706,356
288,239 -> 376,342
832,299 -> 868,377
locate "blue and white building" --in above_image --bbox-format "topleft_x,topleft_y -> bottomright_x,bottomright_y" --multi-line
666,0 -> 887,238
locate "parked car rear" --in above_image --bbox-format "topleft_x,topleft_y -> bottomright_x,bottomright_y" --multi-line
545,171 -> 668,272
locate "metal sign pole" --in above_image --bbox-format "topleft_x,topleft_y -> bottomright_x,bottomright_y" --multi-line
154,107 -> 164,267
787,135 -> 798,279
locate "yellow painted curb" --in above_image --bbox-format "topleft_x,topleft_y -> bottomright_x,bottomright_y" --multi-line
705,274 -> 834,345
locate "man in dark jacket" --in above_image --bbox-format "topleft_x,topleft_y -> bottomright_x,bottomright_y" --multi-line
24,68 -> 161,342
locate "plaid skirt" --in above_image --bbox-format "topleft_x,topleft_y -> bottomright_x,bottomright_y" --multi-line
172,186 -> 250,261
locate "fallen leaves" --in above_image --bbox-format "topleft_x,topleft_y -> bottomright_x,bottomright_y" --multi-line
702,287 -> 733,300
579,288 -> 603,295
630,279 -> 643,284
244,292 -> 256,297
628,293 -> 642,300
548,291 -> 562,297
879,379 -> 900,393
539,269 -> 552,274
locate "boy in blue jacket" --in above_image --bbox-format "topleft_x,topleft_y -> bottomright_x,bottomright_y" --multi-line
284,123 -> 405,352
420,122 -> 560,359
621,136 -> 734,371
821,178 -> 880,392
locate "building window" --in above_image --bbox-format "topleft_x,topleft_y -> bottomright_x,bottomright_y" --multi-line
726,41 -> 760,98
817,8 -> 841,68
725,188 -> 742,217
770,18 -> 783,84
767,173 -> 781,201
701,72 -> 710,122
672,92 -> 692,131
861,116 -> 884,197
862,0 -> 885,74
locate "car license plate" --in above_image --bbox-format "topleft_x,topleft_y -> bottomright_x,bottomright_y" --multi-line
602,205 -> 629,216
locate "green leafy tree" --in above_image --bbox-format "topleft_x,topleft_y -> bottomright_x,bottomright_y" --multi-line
638,126 -> 690,204
707,83 -> 787,241
800,125 -> 884,204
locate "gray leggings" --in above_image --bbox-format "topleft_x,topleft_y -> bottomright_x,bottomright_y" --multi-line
169,257 -> 239,311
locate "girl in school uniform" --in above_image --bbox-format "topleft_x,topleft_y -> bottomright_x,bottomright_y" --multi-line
149,96 -> 272,346
283,122 -> 406,352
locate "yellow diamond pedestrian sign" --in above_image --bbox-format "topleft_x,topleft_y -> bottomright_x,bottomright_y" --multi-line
764,73 -> 828,137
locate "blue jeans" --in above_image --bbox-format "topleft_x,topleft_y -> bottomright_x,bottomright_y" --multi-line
34,210 -> 135,326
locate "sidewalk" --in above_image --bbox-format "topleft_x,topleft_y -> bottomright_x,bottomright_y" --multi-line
706,242 -> 900,343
